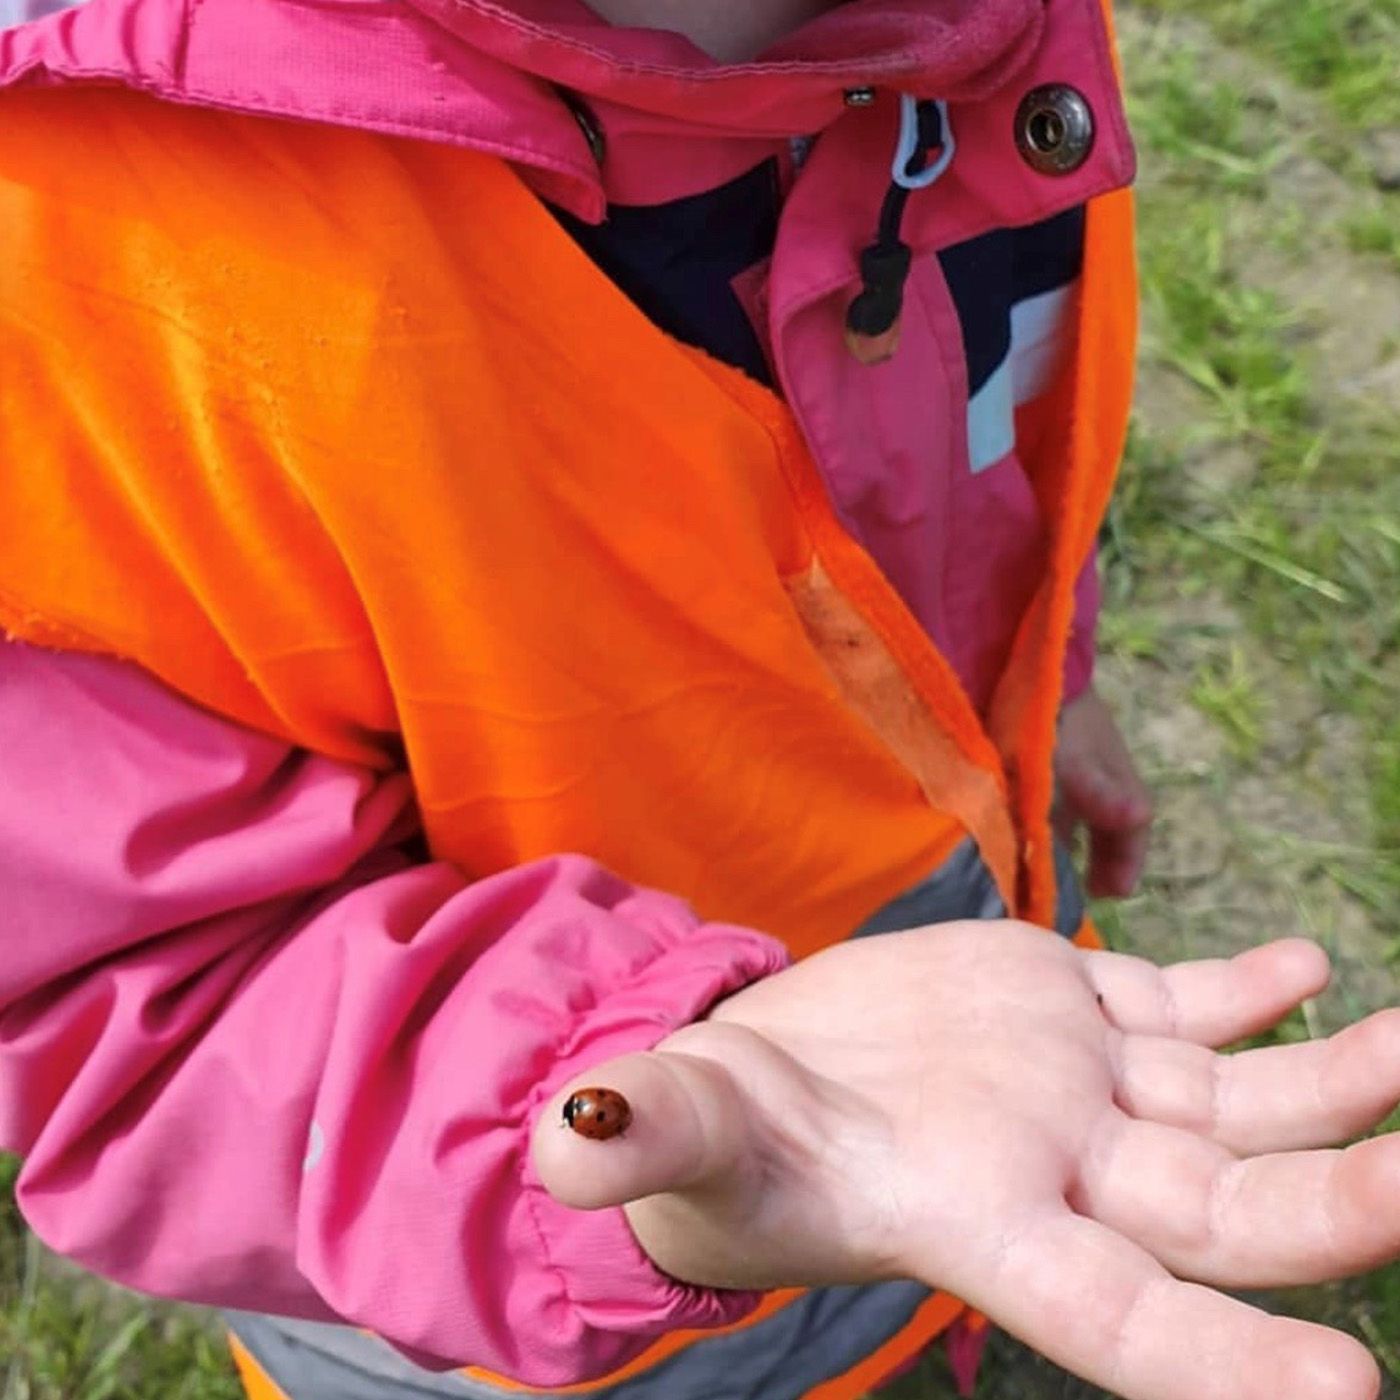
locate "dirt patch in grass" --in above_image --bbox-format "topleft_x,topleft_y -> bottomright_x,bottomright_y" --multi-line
1108,1 -> 1399,1018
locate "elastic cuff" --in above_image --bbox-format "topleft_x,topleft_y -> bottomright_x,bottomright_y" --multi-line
523,922 -> 789,1340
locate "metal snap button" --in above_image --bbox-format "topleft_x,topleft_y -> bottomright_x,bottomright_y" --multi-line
1014,84 -> 1094,174
843,86 -> 877,108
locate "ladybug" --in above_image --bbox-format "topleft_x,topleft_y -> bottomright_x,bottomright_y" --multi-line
562,1087 -> 632,1141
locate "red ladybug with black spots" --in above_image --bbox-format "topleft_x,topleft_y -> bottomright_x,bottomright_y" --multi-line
562,1087 -> 632,1140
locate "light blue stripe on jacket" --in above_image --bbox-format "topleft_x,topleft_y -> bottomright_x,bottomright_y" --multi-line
967,283 -> 1076,474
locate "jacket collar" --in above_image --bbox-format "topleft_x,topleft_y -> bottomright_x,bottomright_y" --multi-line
404,0 -> 1043,125
1,0 -> 1045,213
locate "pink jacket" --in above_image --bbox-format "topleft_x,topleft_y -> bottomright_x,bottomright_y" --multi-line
0,640 -> 785,1377
0,0 -> 1129,1383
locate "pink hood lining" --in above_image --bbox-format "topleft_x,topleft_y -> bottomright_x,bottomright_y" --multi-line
406,0 -> 1045,111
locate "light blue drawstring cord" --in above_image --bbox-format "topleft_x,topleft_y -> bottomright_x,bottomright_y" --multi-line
892,94 -> 956,190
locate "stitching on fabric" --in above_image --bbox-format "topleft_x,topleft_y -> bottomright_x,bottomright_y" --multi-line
188,91 -> 591,186
0,64 -> 600,190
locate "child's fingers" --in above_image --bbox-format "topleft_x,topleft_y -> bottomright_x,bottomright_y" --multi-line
1086,938 -> 1332,1047
1113,1011 -> 1400,1154
968,1209 -> 1379,1400
1087,819 -> 1150,898
530,1047 -> 748,1211
1073,1114 -> 1400,1289
1078,764 -> 1154,830
1057,751 -> 1153,897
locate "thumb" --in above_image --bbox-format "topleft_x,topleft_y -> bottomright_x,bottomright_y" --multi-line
531,1046 -> 749,1212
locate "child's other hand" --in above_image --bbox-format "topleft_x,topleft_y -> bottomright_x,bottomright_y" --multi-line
1055,685 -> 1154,899
534,927 -> 1400,1400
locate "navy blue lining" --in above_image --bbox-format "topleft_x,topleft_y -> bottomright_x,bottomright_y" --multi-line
937,204 -> 1086,397
548,161 -> 1085,404
549,159 -> 781,386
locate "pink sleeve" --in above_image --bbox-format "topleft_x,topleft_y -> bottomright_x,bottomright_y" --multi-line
1062,546 -> 1100,704
0,639 -> 789,1385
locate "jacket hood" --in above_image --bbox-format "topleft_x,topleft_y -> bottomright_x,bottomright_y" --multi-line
403,0 -> 1044,122
0,0 -> 1048,213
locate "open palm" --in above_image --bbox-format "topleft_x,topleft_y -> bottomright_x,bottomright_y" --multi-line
533,925 -> 1400,1400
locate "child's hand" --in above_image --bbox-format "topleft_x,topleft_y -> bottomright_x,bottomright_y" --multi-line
534,926 -> 1400,1400
1055,686 -> 1154,898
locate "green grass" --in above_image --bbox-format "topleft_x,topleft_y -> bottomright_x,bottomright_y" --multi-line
1098,4 -> 1400,1382
1,1157 -> 241,1398
1346,208 -> 1400,271
1123,49 -> 1280,198
1132,0 -> 1400,127
1112,0 -> 1400,923
1189,645 -> 1266,760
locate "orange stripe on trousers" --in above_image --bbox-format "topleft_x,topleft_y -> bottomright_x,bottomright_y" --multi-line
228,1333 -> 293,1400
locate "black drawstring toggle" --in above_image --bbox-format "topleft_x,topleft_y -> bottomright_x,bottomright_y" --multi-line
846,241 -> 913,340
845,97 -> 949,365
843,188 -> 914,365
